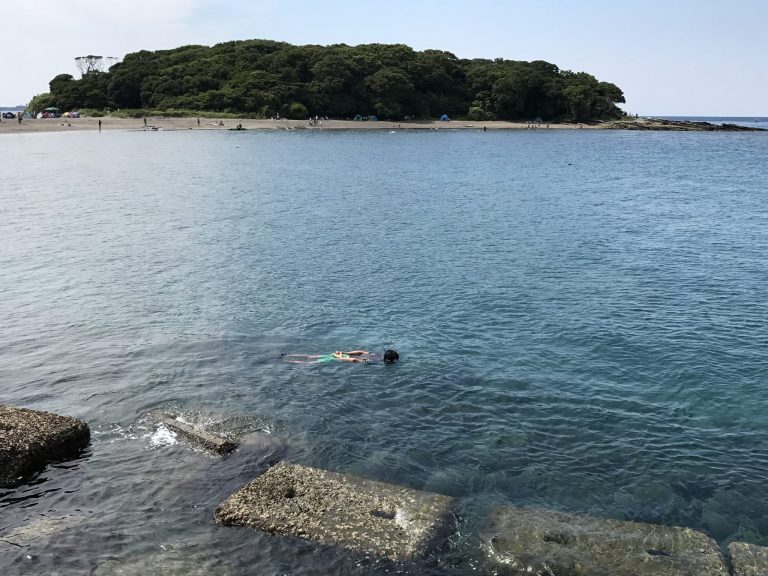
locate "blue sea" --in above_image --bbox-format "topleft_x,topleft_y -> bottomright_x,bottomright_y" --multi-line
1,127 -> 768,575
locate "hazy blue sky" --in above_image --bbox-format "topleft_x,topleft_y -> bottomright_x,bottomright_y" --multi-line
3,0 -> 766,115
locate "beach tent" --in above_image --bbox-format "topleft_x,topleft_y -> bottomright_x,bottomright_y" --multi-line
440,114 -> 450,121
370,115 -> 378,122
354,115 -> 363,121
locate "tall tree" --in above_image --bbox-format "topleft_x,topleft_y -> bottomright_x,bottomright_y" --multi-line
38,39 -> 626,121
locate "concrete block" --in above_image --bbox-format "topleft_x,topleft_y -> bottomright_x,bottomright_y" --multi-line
94,553 -> 234,576
728,542 -> 768,576
0,515 -> 89,549
215,462 -> 454,561
486,506 -> 728,576
159,415 -> 237,454
0,405 -> 90,486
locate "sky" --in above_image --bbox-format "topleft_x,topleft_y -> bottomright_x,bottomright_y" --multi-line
2,0 -> 766,115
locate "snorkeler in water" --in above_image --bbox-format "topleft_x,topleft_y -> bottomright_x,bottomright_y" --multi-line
282,349 -> 399,364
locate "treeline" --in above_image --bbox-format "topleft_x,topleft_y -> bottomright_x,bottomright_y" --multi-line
29,40 -> 626,121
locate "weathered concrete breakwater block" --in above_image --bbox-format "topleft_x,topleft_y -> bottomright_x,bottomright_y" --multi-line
486,506 -> 728,576
159,414 -> 237,454
215,462 -> 455,561
728,542 -> 768,576
0,405 -> 90,486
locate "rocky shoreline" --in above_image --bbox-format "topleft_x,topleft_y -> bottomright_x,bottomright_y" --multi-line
602,117 -> 766,131
4,403 -> 768,575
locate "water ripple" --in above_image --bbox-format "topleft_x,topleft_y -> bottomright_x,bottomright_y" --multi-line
2,130 -> 768,573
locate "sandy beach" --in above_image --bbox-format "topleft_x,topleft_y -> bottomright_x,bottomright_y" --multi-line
0,115 -> 590,135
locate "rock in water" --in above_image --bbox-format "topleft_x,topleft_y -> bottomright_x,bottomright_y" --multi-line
0,515 -> 90,548
0,405 -> 90,486
603,118 -> 766,131
485,506 -> 728,576
215,462 -> 455,561
728,542 -> 768,576
159,414 -> 237,454
93,554 -> 235,576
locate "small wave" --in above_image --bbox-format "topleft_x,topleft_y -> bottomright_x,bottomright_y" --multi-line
148,424 -> 178,447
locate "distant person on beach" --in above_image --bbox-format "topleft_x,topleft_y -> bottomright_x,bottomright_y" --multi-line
98,119 -> 102,132
283,349 -> 399,364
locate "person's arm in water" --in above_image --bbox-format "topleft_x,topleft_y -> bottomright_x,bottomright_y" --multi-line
340,350 -> 369,356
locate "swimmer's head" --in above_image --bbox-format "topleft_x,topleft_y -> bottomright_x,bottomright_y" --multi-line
383,349 -> 399,363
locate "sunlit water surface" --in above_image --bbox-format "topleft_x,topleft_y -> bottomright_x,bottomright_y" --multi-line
1,128 -> 767,575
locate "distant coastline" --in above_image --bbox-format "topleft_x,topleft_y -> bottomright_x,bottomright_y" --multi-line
660,115 -> 766,122
658,116 -> 767,129
604,117 -> 766,131
2,115 -> 765,135
0,116 -> 590,135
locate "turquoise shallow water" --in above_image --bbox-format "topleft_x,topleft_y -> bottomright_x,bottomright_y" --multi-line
1,128 -> 768,574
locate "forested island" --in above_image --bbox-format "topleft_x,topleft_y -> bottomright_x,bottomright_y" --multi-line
28,40 -> 626,122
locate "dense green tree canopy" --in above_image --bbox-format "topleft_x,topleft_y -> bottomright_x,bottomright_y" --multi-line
34,39 -> 625,121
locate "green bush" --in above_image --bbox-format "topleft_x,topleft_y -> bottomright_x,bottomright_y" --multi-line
283,102 -> 308,119
109,109 -> 152,118
467,106 -> 496,121
79,108 -> 105,117
26,93 -> 58,114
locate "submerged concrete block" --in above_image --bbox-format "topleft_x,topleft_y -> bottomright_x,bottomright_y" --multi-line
159,415 -> 237,454
0,405 -> 90,486
215,462 -> 455,561
486,506 -> 728,576
728,542 -> 768,576
94,553 -> 235,576
0,515 -> 89,550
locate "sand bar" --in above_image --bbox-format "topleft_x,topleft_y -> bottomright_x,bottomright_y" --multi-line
0,116 -> 586,135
